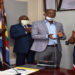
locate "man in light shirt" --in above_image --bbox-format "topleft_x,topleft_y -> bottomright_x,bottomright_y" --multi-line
31,9 -> 66,67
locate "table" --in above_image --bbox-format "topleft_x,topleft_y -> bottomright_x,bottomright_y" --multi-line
1,64 -> 75,75
29,67 -> 75,75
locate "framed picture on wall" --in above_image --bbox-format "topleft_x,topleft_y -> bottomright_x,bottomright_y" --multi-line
43,0 -> 57,11
57,0 -> 75,11
44,0 -> 75,11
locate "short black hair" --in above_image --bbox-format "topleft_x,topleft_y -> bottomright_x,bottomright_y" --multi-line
45,9 -> 56,13
19,15 -> 29,22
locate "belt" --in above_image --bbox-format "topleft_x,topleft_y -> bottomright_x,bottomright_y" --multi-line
47,44 -> 58,47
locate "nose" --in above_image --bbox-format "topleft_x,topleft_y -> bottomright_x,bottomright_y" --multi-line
48,14 -> 55,18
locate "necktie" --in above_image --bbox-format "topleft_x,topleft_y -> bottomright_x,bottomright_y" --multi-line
24,25 -> 28,28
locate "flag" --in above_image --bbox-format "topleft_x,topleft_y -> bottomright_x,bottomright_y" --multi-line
0,8 -> 9,66
0,9 -> 3,63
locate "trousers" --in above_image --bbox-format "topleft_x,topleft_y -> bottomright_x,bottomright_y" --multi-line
36,45 -> 62,67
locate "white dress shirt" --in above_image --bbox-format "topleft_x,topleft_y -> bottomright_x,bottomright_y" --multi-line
45,20 -> 57,45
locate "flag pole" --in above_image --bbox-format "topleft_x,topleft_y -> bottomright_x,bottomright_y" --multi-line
0,0 -> 6,69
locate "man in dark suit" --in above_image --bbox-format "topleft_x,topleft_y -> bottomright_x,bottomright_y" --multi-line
10,15 -> 35,66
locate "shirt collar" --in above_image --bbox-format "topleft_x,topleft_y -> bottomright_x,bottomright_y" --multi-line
44,19 -> 54,24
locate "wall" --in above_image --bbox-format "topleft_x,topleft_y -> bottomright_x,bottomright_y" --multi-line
56,11 -> 75,69
4,0 -> 75,69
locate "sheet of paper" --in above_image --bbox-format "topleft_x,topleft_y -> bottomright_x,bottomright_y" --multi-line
0,67 -> 39,75
0,71 -> 14,75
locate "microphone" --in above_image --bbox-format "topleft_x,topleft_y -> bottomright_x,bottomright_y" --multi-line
0,59 -> 21,75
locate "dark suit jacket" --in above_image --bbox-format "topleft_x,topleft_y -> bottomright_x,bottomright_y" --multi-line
10,23 -> 33,53
73,46 -> 75,65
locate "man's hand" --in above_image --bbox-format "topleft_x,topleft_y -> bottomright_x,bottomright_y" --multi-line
68,30 -> 75,44
68,36 -> 75,44
57,32 -> 64,38
25,27 -> 32,34
48,34 -> 57,40
72,30 -> 75,38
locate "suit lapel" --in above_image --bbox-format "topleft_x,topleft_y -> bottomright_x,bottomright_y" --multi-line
42,20 -> 49,34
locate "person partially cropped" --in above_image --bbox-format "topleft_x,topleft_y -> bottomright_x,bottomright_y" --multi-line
68,30 -> 75,70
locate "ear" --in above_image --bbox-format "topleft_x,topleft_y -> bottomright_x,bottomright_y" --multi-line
44,13 -> 46,17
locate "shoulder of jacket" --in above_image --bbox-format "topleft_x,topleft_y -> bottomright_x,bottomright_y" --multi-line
10,23 -> 21,28
32,20 -> 43,24
54,21 -> 62,25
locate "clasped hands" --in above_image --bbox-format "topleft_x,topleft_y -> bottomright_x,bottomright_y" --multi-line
48,32 -> 64,40
68,30 -> 75,44
25,27 -> 32,34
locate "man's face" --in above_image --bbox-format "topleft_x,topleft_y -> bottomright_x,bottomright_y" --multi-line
19,16 -> 29,25
45,10 -> 56,18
